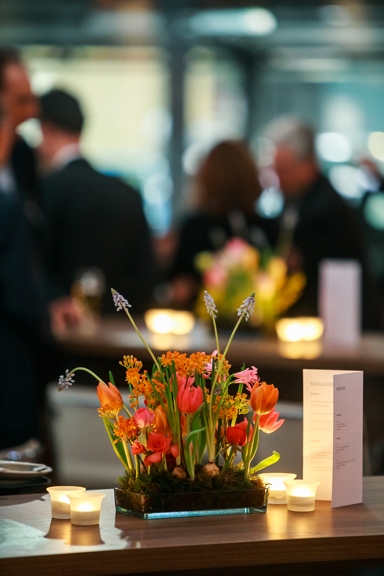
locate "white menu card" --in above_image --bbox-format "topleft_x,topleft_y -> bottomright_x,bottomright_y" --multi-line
319,260 -> 361,346
303,369 -> 363,507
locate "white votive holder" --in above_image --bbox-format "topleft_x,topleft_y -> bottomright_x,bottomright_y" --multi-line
260,473 -> 297,504
283,480 -> 320,512
68,492 -> 105,526
46,486 -> 86,519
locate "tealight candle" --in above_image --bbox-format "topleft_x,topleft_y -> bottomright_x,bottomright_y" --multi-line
260,473 -> 297,504
46,486 -> 86,519
283,480 -> 320,512
275,317 -> 324,342
68,492 -> 105,525
144,309 -> 195,335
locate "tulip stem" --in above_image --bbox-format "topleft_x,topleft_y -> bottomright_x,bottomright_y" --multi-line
243,414 -> 259,478
211,313 -> 220,356
123,440 -> 134,471
69,367 -> 105,384
119,301 -> 162,374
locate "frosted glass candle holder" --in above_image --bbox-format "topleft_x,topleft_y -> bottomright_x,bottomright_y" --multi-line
260,473 -> 297,504
47,486 -> 86,519
283,480 -> 320,512
68,492 -> 105,525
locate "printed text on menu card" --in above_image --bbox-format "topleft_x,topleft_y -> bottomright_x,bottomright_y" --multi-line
303,369 -> 363,507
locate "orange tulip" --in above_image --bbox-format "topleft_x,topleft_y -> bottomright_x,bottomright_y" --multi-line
97,382 -> 123,418
153,405 -> 170,435
250,382 -> 278,415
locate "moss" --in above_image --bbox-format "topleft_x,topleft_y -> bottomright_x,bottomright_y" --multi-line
117,465 -> 265,496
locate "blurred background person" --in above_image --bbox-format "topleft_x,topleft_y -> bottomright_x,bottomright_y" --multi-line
38,88 -> 156,314
261,116 -> 383,330
0,100 -> 79,452
168,140 -> 266,309
0,47 -> 40,203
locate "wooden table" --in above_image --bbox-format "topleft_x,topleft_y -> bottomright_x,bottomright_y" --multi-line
1,477 -> 384,576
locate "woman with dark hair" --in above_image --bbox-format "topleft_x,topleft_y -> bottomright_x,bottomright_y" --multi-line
169,140 -> 265,308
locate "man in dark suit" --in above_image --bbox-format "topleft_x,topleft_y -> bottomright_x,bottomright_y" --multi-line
39,89 -> 155,313
0,99 -> 80,451
261,116 -> 383,329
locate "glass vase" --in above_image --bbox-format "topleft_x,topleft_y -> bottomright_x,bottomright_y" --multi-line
115,485 -> 268,519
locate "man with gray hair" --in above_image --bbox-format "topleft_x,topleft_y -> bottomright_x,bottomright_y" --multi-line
262,116 -> 382,329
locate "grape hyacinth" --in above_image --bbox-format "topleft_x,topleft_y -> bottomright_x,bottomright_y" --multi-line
58,369 -> 75,391
237,292 -> 255,321
112,290 -> 131,311
204,290 -> 218,318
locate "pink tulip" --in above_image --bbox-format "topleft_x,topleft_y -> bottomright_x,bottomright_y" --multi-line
134,407 -> 155,428
259,410 -> 284,434
176,384 -> 203,414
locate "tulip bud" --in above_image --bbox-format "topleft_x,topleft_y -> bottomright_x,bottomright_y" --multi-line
176,384 -> 203,414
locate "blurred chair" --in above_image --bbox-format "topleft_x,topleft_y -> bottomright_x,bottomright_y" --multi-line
46,383 -> 126,488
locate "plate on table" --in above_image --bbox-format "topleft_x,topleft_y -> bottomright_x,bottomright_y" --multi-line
0,476 -> 51,495
0,460 -> 52,479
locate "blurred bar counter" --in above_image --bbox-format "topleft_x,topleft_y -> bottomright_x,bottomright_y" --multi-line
54,316 -> 384,377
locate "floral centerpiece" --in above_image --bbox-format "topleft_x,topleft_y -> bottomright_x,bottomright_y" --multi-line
58,289 -> 285,518
195,237 -> 305,332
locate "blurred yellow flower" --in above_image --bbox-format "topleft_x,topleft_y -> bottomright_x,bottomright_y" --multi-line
195,237 -> 305,332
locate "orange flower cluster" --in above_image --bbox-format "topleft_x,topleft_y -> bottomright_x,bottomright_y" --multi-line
120,355 -> 143,371
123,356 -> 152,408
160,351 -> 212,377
113,415 -> 139,442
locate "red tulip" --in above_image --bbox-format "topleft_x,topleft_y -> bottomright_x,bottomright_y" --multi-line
226,420 -> 253,447
176,384 -> 203,414
259,410 -> 284,434
250,382 -> 279,415
175,373 -> 195,389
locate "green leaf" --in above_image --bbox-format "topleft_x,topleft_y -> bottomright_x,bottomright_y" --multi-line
249,451 -> 280,474
109,371 -> 115,385
102,418 -> 129,471
184,427 -> 206,445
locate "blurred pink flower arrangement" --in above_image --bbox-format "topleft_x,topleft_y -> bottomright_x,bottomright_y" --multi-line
195,237 -> 305,331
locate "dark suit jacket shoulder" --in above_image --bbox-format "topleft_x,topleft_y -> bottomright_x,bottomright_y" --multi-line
10,137 -> 39,201
41,159 -> 155,312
